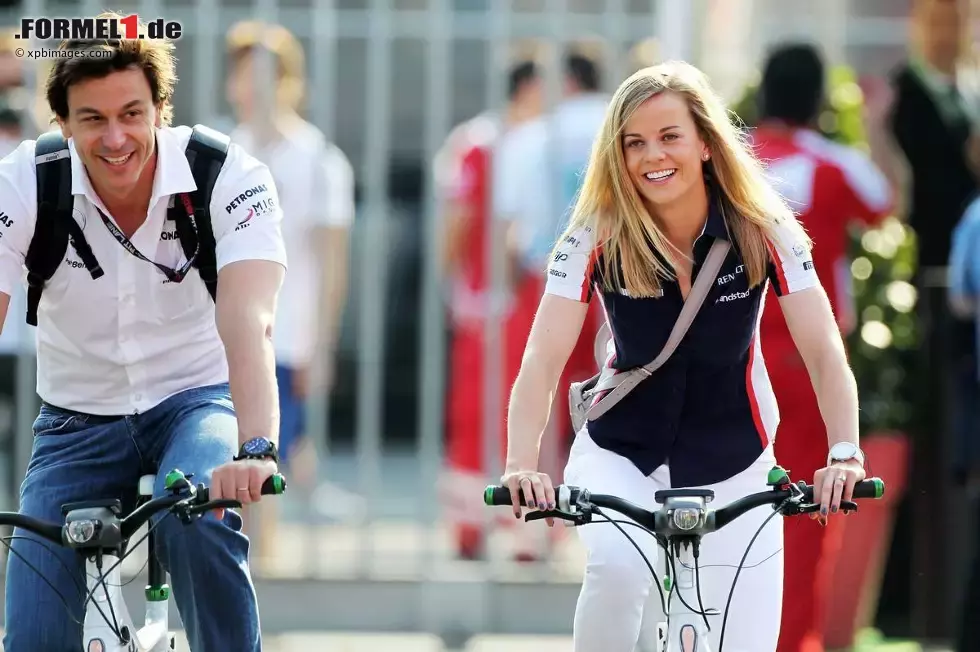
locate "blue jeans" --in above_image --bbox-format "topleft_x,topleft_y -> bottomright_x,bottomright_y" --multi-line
275,364 -> 306,467
2,383 -> 261,652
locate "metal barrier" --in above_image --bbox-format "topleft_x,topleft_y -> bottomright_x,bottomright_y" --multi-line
0,0 -> 922,643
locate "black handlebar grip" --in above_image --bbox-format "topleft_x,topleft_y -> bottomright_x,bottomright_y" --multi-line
851,477 -> 885,499
261,474 -> 287,496
484,485 -> 528,506
802,477 -> 885,502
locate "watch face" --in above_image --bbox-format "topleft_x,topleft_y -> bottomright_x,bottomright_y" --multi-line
831,442 -> 857,460
243,438 -> 271,455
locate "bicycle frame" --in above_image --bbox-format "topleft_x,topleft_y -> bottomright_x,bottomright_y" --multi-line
83,474 -> 174,652
652,541 -> 712,652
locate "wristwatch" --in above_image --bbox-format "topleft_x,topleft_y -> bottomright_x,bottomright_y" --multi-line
234,437 -> 280,466
827,441 -> 864,467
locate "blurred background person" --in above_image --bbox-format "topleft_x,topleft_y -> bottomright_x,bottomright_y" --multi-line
537,48 -> 609,460
948,187 -> 980,652
475,45 -> 611,561
891,0 -> 978,277
752,42 -> 902,652
889,0 -> 980,485
440,52 -> 546,561
0,28 -> 37,140
0,100 -> 29,504
497,46 -> 609,476
889,2 -> 980,641
225,20 -> 356,565
0,27 -> 37,506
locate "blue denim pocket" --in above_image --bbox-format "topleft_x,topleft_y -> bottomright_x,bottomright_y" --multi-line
32,406 -> 90,437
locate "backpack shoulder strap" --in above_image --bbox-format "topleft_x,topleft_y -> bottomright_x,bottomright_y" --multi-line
24,132 -> 103,326
170,124 -> 230,302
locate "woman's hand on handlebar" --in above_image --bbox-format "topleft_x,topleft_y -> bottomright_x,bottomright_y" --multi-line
500,466 -> 556,526
812,459 -> 866,524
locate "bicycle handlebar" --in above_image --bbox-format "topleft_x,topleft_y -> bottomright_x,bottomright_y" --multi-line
0,470 -> 287,549
120,473 -> 286,539
484,476 -> 885,535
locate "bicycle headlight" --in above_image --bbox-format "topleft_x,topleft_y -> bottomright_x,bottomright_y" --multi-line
672,507 -> 700,531
67,519 -> 99,544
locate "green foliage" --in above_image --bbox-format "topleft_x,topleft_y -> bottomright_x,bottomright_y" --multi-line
732,65 -> 919,433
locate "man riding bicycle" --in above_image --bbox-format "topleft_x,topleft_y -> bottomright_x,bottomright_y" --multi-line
0,14 -> 286,651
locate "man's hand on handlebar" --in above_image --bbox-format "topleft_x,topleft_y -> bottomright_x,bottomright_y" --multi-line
500,466 -> 556,526
210,458 -> 279,520
812,459 -> 865,525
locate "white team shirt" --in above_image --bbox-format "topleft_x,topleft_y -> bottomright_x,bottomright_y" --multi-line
0,125 -> 287,415
230,118 -> 355,368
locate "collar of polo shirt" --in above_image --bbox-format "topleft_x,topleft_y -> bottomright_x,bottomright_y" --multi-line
67,127 -> 199,214
701,194 -> 731,243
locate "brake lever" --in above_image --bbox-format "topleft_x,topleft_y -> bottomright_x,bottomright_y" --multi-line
837,500 -> 858,514
172,500 -> 200,525
524,510 -> 587,525
793,500 -> 859,516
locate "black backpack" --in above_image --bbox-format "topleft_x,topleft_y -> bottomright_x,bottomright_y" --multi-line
24,124 -> 230,326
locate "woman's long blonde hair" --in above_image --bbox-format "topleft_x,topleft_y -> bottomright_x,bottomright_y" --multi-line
555,60 -> 811,298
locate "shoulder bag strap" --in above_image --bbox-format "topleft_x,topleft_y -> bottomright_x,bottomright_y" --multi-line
584,238 -> 731,421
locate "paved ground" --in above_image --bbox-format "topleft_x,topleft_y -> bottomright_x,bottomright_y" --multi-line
0,630 -> 949,651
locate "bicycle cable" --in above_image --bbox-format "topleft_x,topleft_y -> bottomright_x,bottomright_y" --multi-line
584,511 -> 789,646
716,499 -> 785,652
81,510 -> 169,630
99,553 -> 151,590
0,504 -> 179,641
0,535 -> 89,629
591,506 -> 668,614
676,515 -> 803,574
666,543 -> 718,626
677,546 -> 782,572
590,507 -> 716,632
694,550 -> 709,632
601,518 -> 783,573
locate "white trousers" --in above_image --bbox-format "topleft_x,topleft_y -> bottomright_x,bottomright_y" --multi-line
562,429 -> 784,652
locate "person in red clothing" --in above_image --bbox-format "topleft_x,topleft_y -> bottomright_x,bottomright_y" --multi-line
751,43 -> 904,652
439,58 -> 547,560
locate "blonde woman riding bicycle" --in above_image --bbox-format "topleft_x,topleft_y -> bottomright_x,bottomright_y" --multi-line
499,61 -> 866,652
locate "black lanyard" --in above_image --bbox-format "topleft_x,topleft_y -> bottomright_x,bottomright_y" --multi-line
96,193 -> 199,283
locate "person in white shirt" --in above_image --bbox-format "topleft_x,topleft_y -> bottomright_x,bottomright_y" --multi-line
224,20 -> 355,558
492,49 -> 610,466
0,16 -> 286,651
500,50 -> 610,271
0,100 -> 37,509
225,21 -> 353,477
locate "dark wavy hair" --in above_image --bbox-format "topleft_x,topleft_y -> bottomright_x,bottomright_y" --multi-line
45,12 -> 177,125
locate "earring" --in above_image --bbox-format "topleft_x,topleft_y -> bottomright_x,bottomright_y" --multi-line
702,152 -> 710,161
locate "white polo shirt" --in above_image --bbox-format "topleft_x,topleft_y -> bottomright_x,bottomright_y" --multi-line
230,118 -> 355,368
0,125 -> 288,415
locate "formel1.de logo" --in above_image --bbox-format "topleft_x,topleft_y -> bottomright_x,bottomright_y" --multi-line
16,15 -> 182,41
